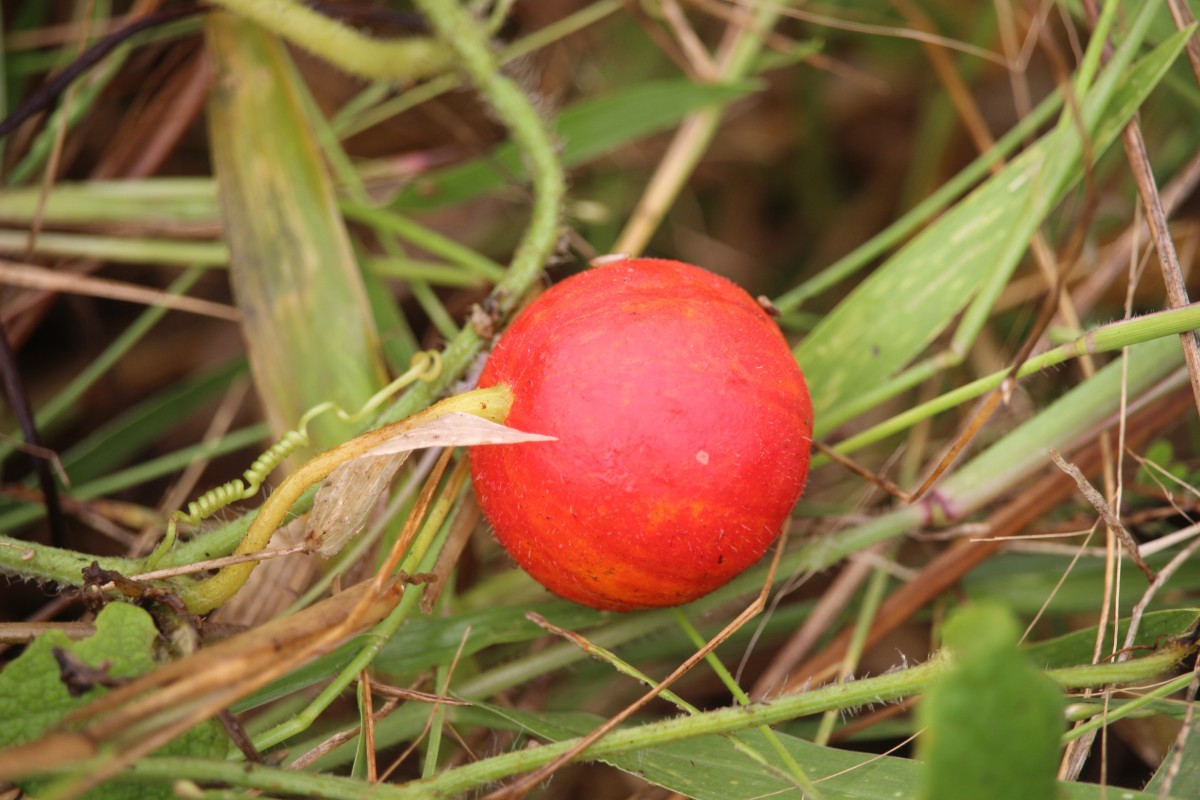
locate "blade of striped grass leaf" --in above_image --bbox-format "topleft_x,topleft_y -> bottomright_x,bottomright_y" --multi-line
824,301 -> 1200,459
285,55 -> 463,357
206,13 -> 386,451
773,60 -> 1064,315
797,5 -> 1185,426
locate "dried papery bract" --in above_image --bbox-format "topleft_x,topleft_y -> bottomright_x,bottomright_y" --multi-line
307,413 -> 555,558
179,385 -> 538,614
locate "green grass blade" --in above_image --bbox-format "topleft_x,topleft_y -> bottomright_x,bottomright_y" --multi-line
0,177 -> 217,225
1024,608 -> 1200,668
0,268 -> 208,466
55,359 -> 246,485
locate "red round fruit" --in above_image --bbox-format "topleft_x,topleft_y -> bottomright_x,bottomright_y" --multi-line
470,258 -> 813,611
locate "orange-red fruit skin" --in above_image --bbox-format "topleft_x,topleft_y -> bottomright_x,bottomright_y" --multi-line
470,258 -> 813,611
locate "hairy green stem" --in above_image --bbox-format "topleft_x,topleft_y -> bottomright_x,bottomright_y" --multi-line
374,0 -> 566,426
412,646 -> 1190,797
333,0 -> 622,140
207,0 -> 454,80
107,642 -> 1190,799
0,424 -> 265,584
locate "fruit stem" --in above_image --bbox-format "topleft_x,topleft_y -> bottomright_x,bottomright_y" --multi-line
179,384 -> 512,613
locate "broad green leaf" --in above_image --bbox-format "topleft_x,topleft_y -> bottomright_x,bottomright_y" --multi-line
1146,712 -> 1200,796
797,12 -> 1191,426
0,603 -> 225,799
376,600 -> 605,675
917,604 -> 1064,800
388,79 -> 759,210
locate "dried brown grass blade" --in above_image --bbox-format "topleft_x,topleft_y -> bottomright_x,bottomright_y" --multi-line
1048,447 -> 1156,581
0,258 -> 241,319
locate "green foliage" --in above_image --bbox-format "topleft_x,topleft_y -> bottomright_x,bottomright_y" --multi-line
797,11 -> 1190,426
1136,439 -> 1200,489
2,1 -> 1200,798
389,79 -> 758,211
917,604 -> 1065,800
0,603 -> 226,798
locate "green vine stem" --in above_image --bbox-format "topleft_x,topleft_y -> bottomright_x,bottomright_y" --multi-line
207,0 -> 455,81
333,0 -> 622,140
100,641 -> 1194,799
407,643 -> 1195,798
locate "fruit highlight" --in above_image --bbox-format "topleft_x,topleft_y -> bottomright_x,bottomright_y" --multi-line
470,258 -> 813,611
